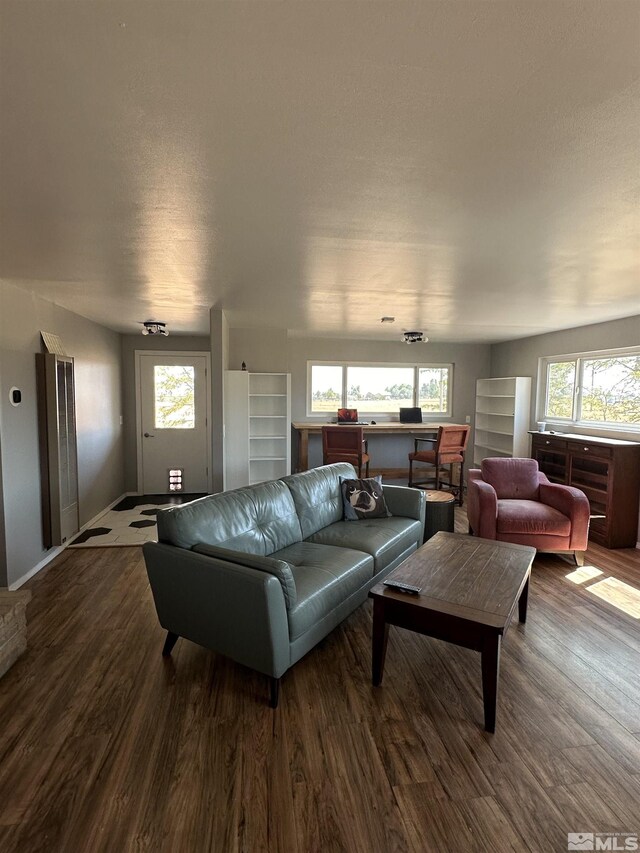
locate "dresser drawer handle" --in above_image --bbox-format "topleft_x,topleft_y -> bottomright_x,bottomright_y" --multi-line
583,446 -> 590,451
545,440 -> 551,445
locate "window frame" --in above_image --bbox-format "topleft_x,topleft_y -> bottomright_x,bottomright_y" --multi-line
306,360 -> 454,419
540,346 -> 640,433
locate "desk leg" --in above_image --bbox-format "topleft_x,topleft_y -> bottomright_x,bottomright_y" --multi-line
518,577 -> 529,624
481,632 -> 501,733
372,599 -> 389,687
298,429 -> 309,472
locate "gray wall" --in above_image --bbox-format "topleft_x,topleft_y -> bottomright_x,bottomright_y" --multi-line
229,329 -> 491,471
0,281 -> 124,587
210,309 -> 228,494
228,328 -> 288,374
121,334 -> 211,493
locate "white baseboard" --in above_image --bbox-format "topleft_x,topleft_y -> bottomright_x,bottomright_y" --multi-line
7,491 -> 133,590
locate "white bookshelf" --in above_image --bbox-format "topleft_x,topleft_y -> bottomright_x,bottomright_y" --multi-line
473,377 -> 532,466
224,371 -> 291,490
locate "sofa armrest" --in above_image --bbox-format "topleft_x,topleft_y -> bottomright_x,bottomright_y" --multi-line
143,542 -> 291,678
467,474 -> 498,539
382,484 -> 426,525
539,483 -> 591,549
192,543 -> 296,608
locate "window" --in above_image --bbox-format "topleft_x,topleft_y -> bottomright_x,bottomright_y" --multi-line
542,349 -> 640,430
154,365 -> 196,428
308,362 -> 452,416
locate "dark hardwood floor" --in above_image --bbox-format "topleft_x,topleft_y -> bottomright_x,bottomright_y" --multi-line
1,509 -> 639,852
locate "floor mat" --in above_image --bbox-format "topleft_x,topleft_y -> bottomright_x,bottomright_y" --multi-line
69,494 -> 205,547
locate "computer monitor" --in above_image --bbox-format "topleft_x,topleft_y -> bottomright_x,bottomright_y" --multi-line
337,408 -> 358,423
399,407 -> 423,424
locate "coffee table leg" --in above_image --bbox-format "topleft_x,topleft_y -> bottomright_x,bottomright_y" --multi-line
518,577 -> 529,623
372,599 -> 389,687
481,632 -> 501,733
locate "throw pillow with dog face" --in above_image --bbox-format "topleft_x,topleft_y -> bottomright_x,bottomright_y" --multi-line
340,476 -> 391,521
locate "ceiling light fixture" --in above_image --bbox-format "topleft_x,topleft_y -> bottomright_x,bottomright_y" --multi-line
141,321 -> 169,336
402,330 -> 428,344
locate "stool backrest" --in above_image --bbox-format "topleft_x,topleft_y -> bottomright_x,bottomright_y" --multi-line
322,425 -> 365,457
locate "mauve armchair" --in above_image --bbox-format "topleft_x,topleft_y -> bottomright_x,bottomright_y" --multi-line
467,458 -> 590,566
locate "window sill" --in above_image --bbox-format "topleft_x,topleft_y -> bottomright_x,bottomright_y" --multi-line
541,421 -> 640,443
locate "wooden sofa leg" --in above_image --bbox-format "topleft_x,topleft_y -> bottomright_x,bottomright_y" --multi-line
269,676 -> 280,709
574,551 -> 585,567
162,631 -> 179,657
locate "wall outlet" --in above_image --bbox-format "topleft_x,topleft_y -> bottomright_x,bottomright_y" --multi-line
465,415 -> 471,423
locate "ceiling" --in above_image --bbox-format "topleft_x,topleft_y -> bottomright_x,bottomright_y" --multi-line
1,1 -> 639,343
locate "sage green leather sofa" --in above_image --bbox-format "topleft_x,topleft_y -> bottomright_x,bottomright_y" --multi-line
143,462 -> 425,706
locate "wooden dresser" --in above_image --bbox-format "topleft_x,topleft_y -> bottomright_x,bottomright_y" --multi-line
530,432 -> 640,549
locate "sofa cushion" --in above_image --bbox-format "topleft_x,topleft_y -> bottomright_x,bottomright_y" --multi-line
340,475 -> 390,520
156,479 -> 302,554
283,463 -> 356,539
192,543 -> 297,609
271,541 -> 374,640
497,499 -> 571,537
482,458 -> 540,501
307,517 -> 422,572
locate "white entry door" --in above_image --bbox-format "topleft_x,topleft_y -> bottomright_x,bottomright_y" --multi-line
137,352 -> 211,494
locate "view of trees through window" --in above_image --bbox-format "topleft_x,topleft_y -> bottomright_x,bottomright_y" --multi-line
310,363 -> 451,414
154,365 -> 196,428
581,356 -> 640,424
545,353 -> 640,426
546,361 -> 575,419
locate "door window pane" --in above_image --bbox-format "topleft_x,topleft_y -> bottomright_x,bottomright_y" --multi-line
346,366 -> 414,413
418,367 -> 449,414
310,365 -> 343,413
546,361 -> 576,419
154,365 -> 195,428
580,356 -> 640,425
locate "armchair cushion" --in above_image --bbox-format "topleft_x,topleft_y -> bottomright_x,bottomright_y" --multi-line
481,458 -> 540,500
496,500 -> 571,537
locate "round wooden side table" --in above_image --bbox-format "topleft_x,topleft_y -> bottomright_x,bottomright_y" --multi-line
422,490 -> 455,543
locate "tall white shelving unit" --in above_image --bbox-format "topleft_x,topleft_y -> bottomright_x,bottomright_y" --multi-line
224,371 -> 291,490
473,376 -> 531,466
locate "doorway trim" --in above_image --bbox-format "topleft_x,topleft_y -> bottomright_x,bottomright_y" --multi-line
134,350 -> 213,495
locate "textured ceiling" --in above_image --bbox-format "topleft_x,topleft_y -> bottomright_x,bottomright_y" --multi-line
1,1 -> 639,342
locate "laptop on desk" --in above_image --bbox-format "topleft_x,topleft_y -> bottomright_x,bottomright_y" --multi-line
336,408 -> 368,425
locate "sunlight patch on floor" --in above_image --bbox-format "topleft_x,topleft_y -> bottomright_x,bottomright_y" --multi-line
586,577 -> 640,619
565,565 -> 603,584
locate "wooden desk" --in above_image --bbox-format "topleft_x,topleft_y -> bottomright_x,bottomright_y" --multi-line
292,421 -> 465,472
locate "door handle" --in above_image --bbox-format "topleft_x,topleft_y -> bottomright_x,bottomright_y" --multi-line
144,432 -> 155,438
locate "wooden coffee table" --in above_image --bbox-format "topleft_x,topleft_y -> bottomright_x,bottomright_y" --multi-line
369,531 -> 535,732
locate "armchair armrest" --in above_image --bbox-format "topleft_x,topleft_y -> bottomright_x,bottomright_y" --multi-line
467,473 -> 498,539
539,483 -> 590,549
143,542 -> 290,678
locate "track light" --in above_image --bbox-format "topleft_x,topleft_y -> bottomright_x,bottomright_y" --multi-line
402,330 -> 428,344
141,321 -> 168,336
